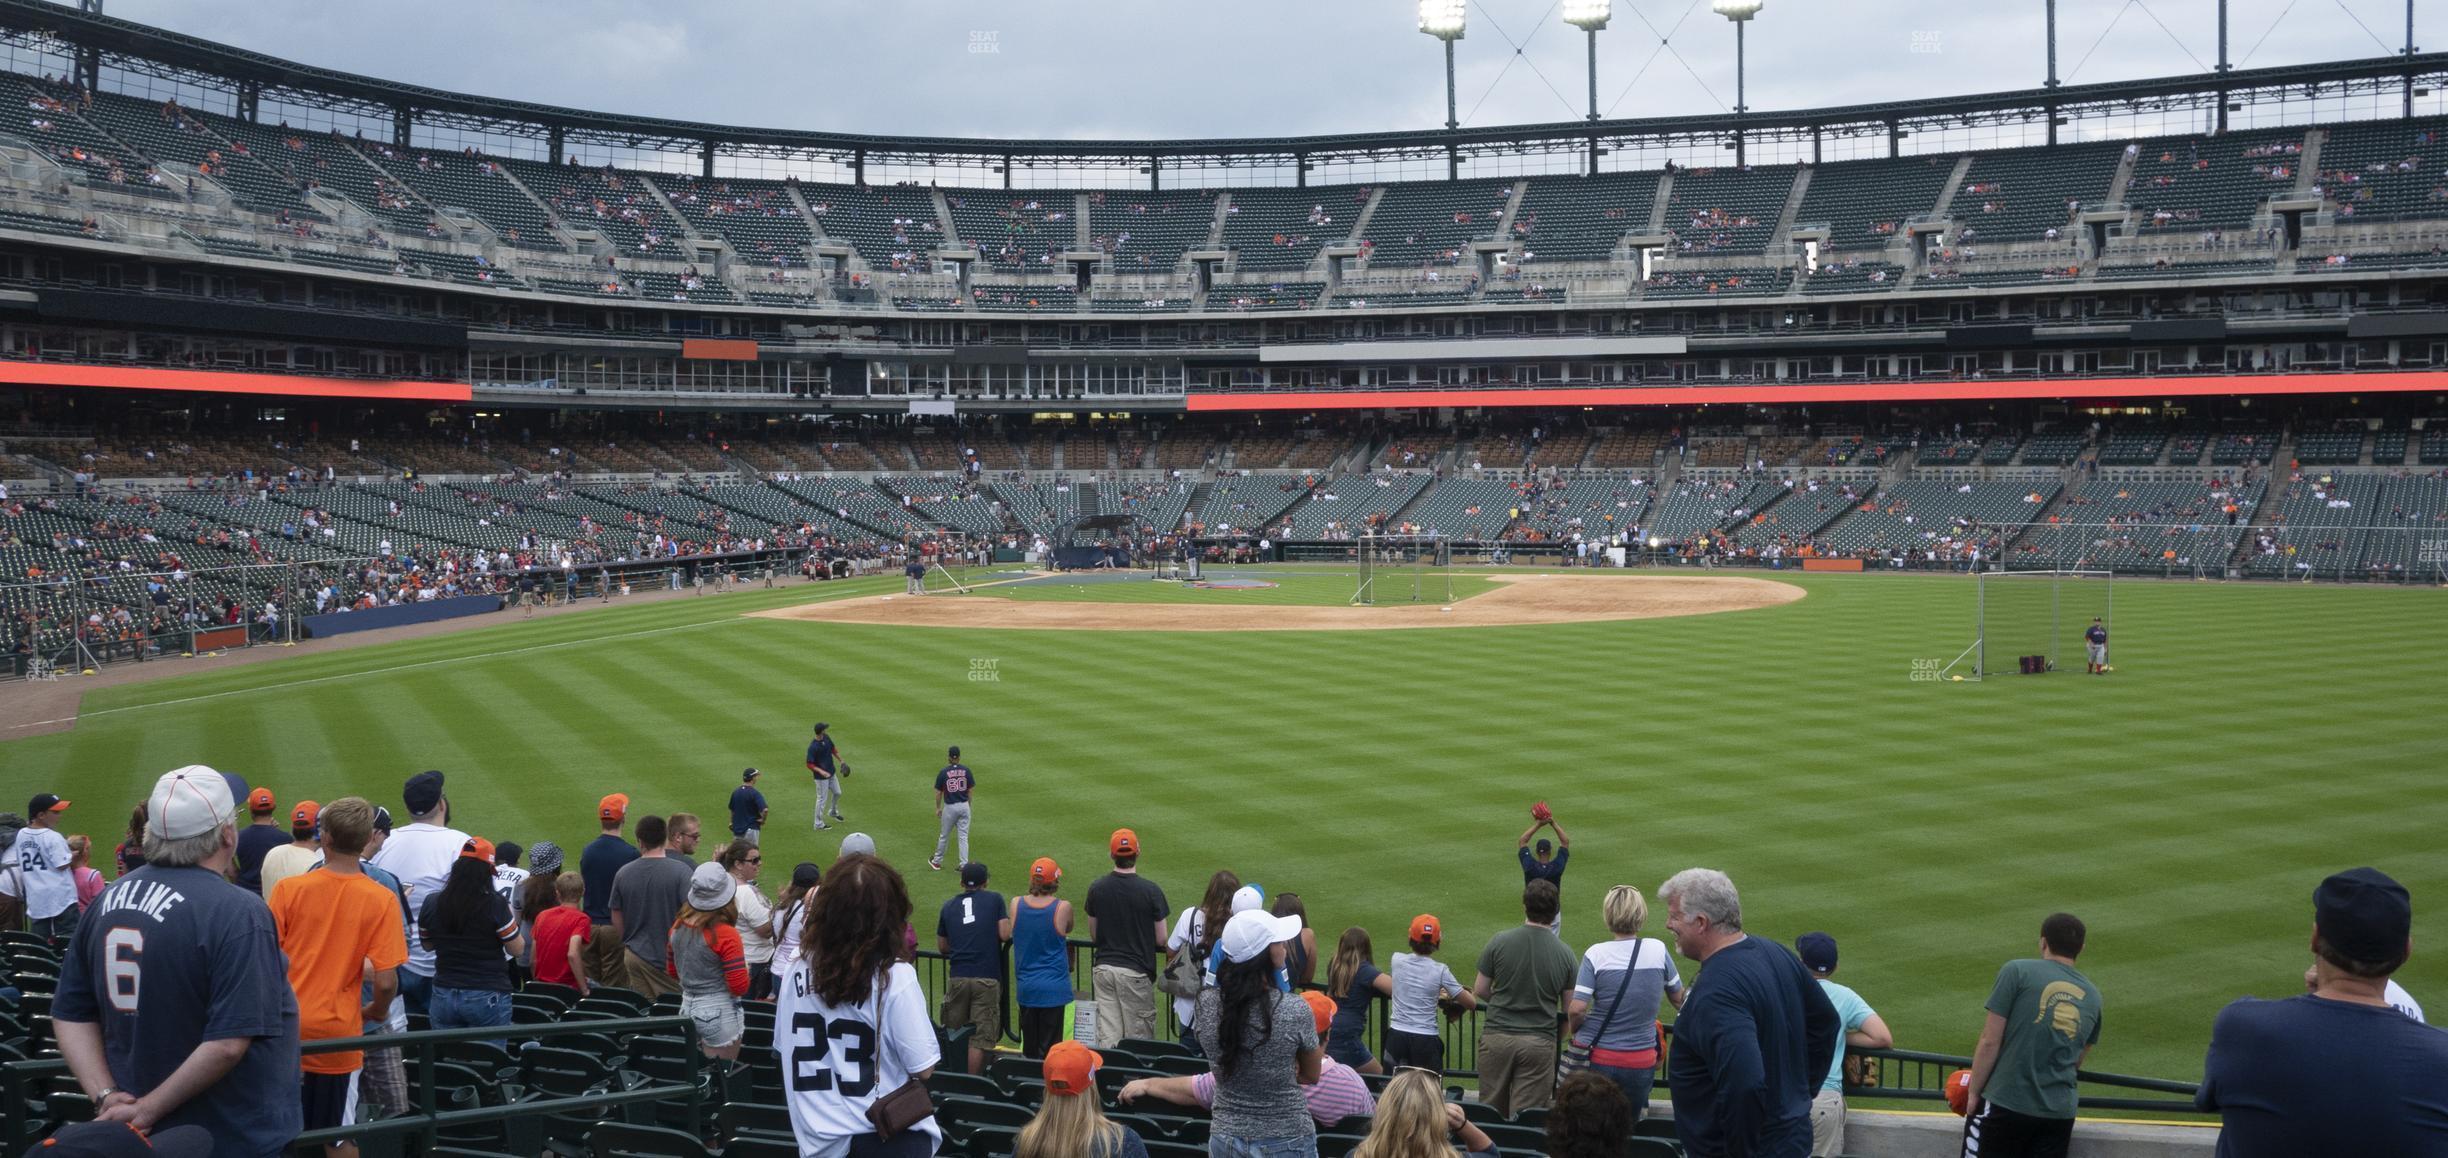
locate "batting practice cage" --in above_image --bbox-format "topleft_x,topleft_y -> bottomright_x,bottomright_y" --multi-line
1941,569 -> 2113,680
1352,533 -> 1453,605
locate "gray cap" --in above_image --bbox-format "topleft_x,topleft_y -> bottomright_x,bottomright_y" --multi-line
838,831 -> 876,858
687,860 -> 737,911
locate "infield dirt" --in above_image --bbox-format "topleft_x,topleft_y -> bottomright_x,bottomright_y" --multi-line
750,572 -> 1804,632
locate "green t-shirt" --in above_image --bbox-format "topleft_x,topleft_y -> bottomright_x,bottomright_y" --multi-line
1476,923 -> 1579,1037
1982,958 -> 2102,1120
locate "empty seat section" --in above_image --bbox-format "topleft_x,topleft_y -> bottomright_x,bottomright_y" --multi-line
508,161 -> 689,256
943,188 -> 1073,274
2037,477 -> 2262,573
972,284 -> 1077,312
1644,266 -> 1791,297
1814,480 -> 2056,556
1360,180 -> 1511,268
1206,281 -> 1321,311
801,183 -> 944,272
214,118 -> 432,233
1797,155 -> 1955,248
1950,142 -> 2119,242
2124,129 -> 2306,232
1509,171 -> 1656,263
79,90 -> 320,219
1085,190 -> 1219,272
0,74 -> 166,194
1509,477 -> 1651,543
658,175 -> 814,267
1646,478 -> 1786,543
381,147 -> 563,249
1275,473 -> 1430,539
1222,187 -> 1363,272
1805,259 -> 1904,292
2313,116 -> 2448,223
1663,166 -> 1794,254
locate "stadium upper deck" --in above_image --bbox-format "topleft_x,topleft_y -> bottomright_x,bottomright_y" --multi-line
0,0 -> 2444,414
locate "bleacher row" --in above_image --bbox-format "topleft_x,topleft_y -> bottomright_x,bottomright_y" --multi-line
11,61 -> 2448,304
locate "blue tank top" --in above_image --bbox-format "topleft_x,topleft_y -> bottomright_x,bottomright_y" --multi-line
1013,897 -> 1072,1008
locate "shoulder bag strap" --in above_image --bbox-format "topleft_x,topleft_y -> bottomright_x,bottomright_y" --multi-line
1579,938 -> 1645,1046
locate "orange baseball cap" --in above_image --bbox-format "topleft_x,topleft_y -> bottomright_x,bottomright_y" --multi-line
247,787 -> 276,814
1409,914 -> 1442,946
1030,857 -> 1062,887
1109,829 -> 1139,858
461,836 -> 495,863
1043,1040 -> 1102,1097
599,793 -> 630,823
1301,989 -> 1336,1036
291,800 -> 320,830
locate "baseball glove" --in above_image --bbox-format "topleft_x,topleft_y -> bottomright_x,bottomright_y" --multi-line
1531,801 -> 1553,823
1438,995 -> 1468,1023
837,760 -> 852,779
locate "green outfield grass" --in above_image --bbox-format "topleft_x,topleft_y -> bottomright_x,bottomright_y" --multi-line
6,569 -> 2443,1088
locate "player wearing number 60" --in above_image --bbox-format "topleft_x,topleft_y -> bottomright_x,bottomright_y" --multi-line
776,852 -> 943,1157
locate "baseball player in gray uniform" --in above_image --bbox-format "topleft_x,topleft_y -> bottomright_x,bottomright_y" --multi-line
930,746 -> 974,872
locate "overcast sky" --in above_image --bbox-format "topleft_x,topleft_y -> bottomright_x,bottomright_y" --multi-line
94,0 -> 2422,141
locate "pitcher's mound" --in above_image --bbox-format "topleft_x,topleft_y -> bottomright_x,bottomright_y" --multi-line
750,573 -> 1803,632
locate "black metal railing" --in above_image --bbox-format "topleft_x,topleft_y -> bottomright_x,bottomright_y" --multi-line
1840,1044 -> 2206,1116
0,1014 -> 702,1155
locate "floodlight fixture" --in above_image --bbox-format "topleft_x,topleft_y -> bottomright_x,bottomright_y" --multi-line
1419,0 -> 1467,40
1562,0 -> 1611,32
1711,0 -> 1764,20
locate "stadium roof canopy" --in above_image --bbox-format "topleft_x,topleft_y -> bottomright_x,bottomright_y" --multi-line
1,0 -> 2442,182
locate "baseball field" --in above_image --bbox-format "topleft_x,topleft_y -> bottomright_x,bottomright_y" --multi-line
4,566 -> 2442,1088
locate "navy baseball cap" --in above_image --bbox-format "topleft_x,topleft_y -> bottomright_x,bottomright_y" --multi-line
371,806 -> 394,835
1796,932 -> 1839,974
1534,839 -> 1552,855
2315,867 -> 2412,963
743,767 -> 761,783
961,862 -> 989,887
402,770 -> 445,815
30,1121 -> 214,1158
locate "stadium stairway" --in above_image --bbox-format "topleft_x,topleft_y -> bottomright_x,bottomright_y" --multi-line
635,175 -> 710,247
338,141 -> 463,238
1768,165 -> 1813,249
1344,187 -> 1388,254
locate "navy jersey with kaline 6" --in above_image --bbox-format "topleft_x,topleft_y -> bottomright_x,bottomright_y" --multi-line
936,762 -> 973,805
52,864 -> 303,1157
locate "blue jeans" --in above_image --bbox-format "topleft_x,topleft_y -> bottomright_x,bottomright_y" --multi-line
1592,1063 -> 1656,1119
1209,1136 -> 1317,1158
429,987 -> 512,1046
397,969 -> 435,1017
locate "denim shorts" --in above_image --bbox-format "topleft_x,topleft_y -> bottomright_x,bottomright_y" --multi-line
1208,1135 -> 1318,1158
684,992 -> 744,1048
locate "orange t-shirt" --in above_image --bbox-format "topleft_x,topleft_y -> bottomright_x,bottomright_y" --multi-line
270,867 -> 409,1075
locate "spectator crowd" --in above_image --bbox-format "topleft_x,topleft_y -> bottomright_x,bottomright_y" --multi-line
1,772 -> 2439,1158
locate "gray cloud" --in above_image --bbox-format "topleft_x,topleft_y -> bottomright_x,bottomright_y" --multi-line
99,0 -> 2420,141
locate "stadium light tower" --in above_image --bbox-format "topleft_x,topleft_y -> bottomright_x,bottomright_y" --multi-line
1564,0 -> 1610,176
1712,0 -> 1764,166
1420,0 -> 1468,178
